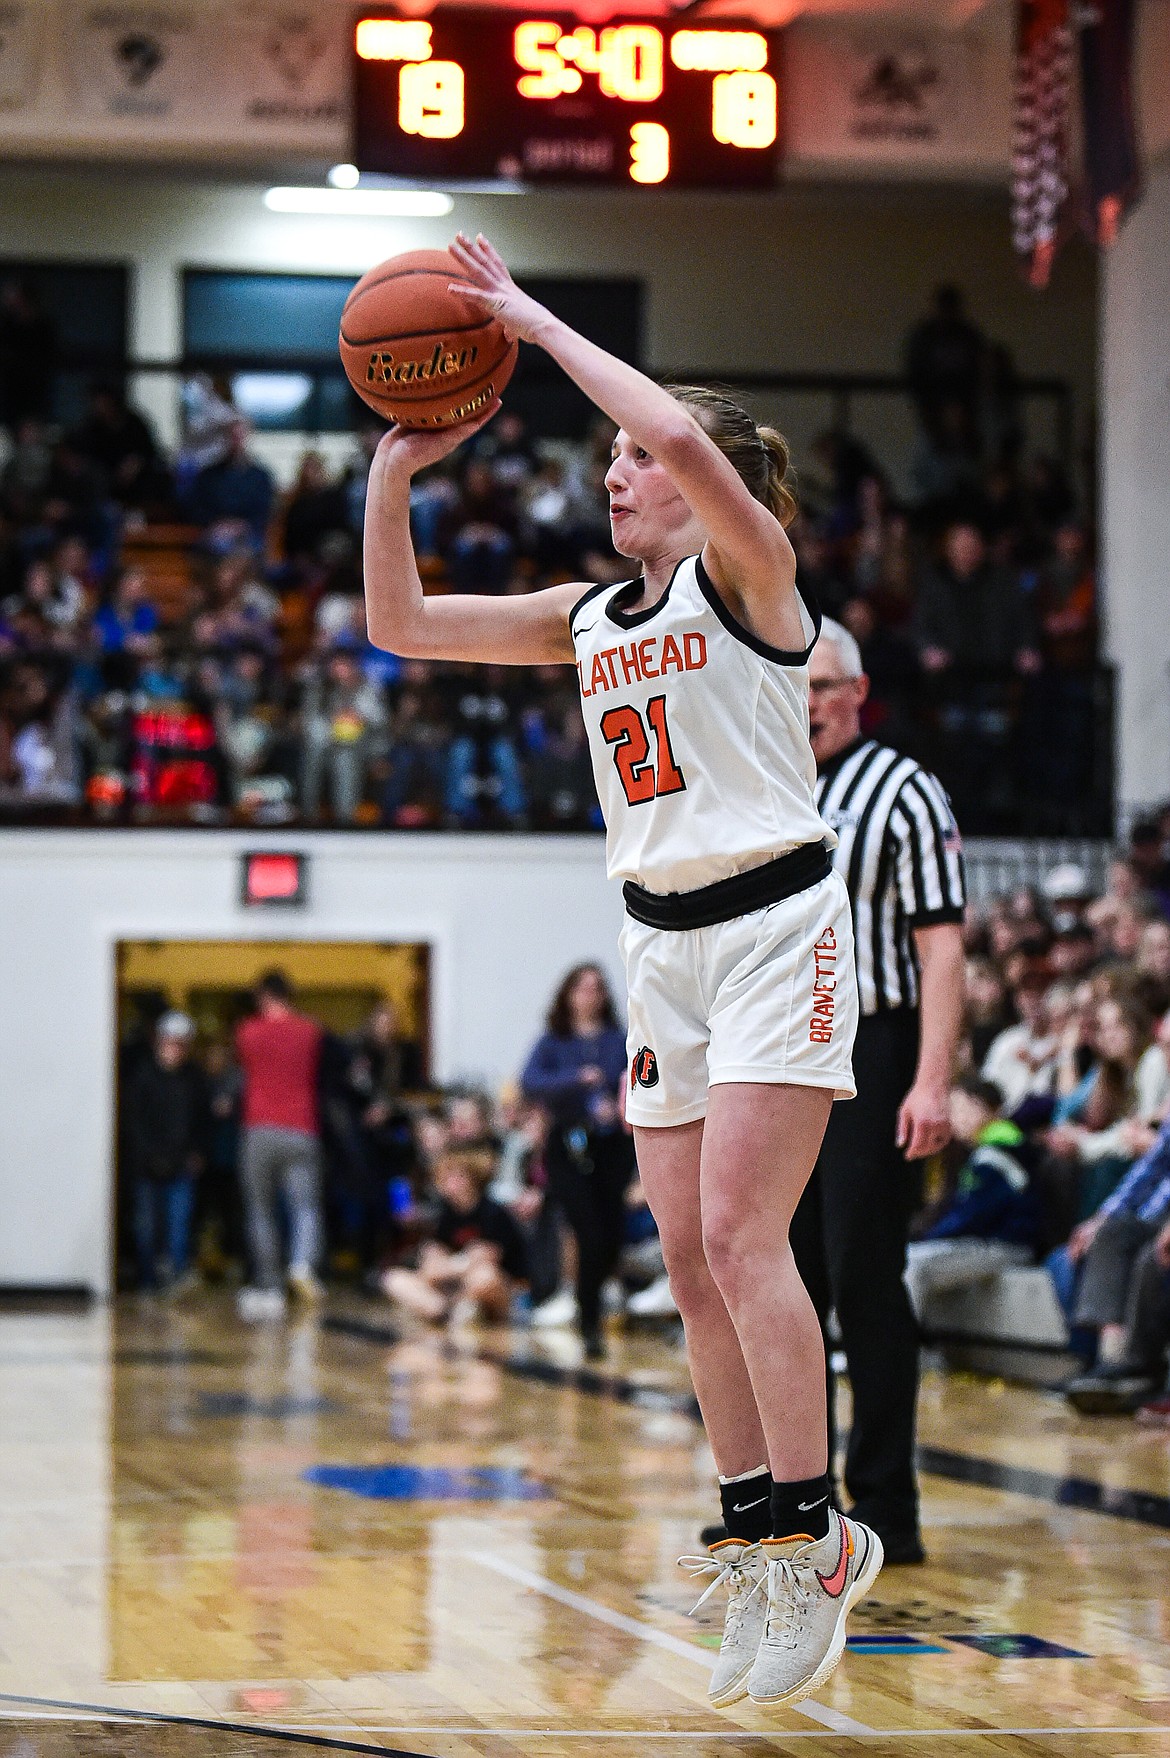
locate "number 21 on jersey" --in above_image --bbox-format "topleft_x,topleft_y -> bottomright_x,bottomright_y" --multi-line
600,694 -> 685,804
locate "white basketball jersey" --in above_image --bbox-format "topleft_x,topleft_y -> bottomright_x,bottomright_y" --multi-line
570,554 -> 834,893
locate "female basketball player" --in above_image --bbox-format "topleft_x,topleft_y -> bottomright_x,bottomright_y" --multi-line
362,232 -> 883,1711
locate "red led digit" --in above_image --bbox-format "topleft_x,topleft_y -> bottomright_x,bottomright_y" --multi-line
629,122 -> 669,183
399,60 -> 465,138
599,25 -> 664,101
711,71 -> 777,149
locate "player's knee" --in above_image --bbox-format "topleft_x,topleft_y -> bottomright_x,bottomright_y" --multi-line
700,1205 -> 758,1297
659,1233 -> 714,1318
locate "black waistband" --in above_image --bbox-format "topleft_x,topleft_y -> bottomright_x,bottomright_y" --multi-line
622,841 -> 833,931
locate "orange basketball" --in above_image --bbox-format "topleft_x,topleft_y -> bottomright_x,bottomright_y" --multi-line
339,247 -> 518,429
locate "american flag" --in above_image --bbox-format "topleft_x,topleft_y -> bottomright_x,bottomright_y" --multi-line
1012,0 -> 1075,288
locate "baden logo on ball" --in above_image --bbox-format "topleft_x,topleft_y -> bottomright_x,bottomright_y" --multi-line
340,246 -> 517,428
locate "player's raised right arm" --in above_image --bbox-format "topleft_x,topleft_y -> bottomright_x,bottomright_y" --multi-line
363,415 -> 578,666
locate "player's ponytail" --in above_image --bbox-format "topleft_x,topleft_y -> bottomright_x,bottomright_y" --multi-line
666,384 -> 799,529
757,426 -> 799,528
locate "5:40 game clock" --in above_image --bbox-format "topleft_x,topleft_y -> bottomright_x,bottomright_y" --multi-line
353,10 -> 783,189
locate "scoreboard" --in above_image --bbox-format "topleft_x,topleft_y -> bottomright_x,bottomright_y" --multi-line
353,11 -> 783,190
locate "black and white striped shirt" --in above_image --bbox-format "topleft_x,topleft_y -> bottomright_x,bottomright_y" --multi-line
815,739 -> 966,1016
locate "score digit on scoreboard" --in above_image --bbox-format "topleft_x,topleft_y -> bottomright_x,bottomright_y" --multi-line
353,12 -> 782,190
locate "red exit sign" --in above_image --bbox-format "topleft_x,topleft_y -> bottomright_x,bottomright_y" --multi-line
241,852 -> 307,908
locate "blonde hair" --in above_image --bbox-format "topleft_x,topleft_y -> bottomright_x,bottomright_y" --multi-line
667,384 -> 798,528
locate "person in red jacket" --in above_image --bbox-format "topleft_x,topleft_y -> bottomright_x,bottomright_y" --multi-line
234,969 -> 325,1318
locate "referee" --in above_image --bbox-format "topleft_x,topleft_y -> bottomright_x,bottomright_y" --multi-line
793,616 -> 966,1566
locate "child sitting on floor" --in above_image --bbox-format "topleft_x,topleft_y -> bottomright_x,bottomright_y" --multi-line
381,1146 -> 528,1324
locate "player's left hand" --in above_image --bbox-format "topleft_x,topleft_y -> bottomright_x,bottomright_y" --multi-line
896,1082 -> 952,1160
449,232 -> 551,344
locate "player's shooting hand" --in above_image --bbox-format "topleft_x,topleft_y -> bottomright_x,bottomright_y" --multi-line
448,233 -> 552,344
896,1081 -> 952,1160
374,398 -> 501,478
1155,1222 -> 1170,1270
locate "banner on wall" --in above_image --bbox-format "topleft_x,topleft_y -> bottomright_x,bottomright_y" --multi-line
1078,0 -> 1141,247
69,4 -> 203,120
220,5 -> 348,130
0,3 -> 47,109
786,27 -> 998,167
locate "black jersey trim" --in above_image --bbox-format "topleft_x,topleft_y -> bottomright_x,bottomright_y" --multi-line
604,554 -> 690,631
695,554 -> 822,666
569,579 -> 619,639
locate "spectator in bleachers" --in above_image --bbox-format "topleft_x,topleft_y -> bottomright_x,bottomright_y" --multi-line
93,564 -> 159,655
526,698 -> 599,830
1065,1211 -> 1170,1416
0,342 -> 1128,838
378,674 -> 448,826
913,523 -> 1039,677
964,956 -> 1014,1070
904,1075 -> 1040,1325
1058,1113 -> 1170,1385
0,655 -> 79,805
214,643 -> 289,811
300,640 -> 388,823
443,663 -> 527,828
1136,920 -> 1170,1018
69,380 -> 172,518
1126,818 -> 1170,917
981,971 -> 1060,1113
904,284 -> 988,442
791,521 -> 852,620
444,457 -> 517,593
1044,997 -> 1167,1208
122,1011 -> 208,1294
184,419 -> 275,552
281,451 -> 350,564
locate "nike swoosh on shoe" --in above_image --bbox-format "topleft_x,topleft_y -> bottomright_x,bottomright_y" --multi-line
815,1513 -> 853,1599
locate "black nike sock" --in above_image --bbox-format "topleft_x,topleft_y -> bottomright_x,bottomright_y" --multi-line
718,1469 -> 773,1544
770,1473 -> 832,1541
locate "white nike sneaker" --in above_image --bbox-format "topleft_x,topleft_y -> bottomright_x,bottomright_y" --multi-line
627,1274 -> 679,1317
530,1289 -> 579,1329
679,1538 -> 768,1707
747,1512 -> 883,1707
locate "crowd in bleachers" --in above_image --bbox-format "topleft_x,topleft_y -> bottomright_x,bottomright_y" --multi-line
118,808 -> 1170,1424
0,284 -> 1103,832
948,828 -> 1170,1422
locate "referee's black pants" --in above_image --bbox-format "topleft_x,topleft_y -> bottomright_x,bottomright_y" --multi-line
791,1008 -> 923,1539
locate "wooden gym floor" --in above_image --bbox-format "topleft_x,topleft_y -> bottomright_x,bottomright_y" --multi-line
1,1297 -> 1169,1758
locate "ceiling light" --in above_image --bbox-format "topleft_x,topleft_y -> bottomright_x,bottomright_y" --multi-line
327,163 -> 362,189
264,187 -> 454,217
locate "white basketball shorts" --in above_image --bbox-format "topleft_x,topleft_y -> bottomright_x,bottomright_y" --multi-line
620,868 -> 858,1129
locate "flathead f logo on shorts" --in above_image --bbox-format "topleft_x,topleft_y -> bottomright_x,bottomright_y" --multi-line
631,1046 -> 659,1089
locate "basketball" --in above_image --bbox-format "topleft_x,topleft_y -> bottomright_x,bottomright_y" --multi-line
339,246 -> 518,429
